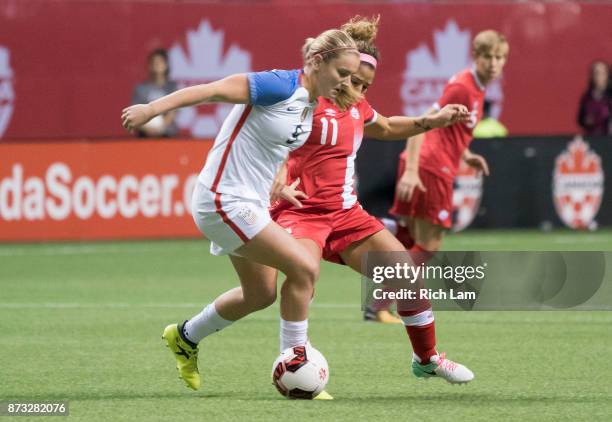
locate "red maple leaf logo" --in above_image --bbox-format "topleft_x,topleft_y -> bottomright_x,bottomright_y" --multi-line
557,137 -> 601,175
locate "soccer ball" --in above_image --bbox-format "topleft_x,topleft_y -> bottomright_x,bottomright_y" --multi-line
271,344 -> 329,399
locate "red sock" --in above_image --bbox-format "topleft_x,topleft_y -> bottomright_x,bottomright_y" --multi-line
399,244 -> 437,364
405,320 -> 437,364
398,304 -> 437,364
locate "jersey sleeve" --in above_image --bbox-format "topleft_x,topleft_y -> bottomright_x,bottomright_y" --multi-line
434,83 -> 471,110
360,99 -> 378,127
247,69 -> 300,106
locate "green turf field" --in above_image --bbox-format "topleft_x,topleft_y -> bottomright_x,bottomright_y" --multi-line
1,229 -> 611,421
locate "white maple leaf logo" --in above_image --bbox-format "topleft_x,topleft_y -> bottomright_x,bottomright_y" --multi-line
169,20 -> 251,138
0,46 -> 15,138
400,20 -> 504,118
406,20 -> 471,79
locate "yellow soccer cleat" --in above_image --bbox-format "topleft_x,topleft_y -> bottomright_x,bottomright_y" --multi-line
375,310 -> 403,324
364,308 -> 403,324
314,390 -> 334,400
162,322 -> 201,390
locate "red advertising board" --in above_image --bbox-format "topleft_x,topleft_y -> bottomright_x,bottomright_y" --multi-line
0,1 -> 611,139
0,140 -> 212,241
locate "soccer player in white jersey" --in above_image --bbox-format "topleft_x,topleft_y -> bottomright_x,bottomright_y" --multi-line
122,27 -> 361,391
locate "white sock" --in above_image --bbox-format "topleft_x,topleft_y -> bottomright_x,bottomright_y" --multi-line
280,319 -> 308,352
399,307 -> 434,327
183,302 -> 233,344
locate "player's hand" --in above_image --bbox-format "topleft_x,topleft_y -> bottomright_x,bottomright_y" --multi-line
270,162 -> 289,203
279,178 -> 308,208
121,104 -> 155,132
396,170 -> 426,202
270,176 -> 285,203
431,104 -> 470,128
464,152 -> 490,176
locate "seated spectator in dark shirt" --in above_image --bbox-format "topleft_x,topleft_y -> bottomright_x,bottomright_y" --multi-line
577,61 -> 611,136
132,48 -> 178,137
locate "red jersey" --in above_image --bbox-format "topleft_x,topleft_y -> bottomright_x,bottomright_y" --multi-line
419,68 -> 486,181
285,97 -> 377,210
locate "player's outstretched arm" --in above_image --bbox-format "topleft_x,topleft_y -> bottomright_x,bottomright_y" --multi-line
121,74 -> 249,131
364,104 -> 469,141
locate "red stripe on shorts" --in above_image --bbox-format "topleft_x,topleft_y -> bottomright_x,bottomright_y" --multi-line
214,192 -> 249,243
211,105 -> 253,192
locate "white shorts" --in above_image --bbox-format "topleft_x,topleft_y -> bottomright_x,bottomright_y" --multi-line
191,182 -> 272,256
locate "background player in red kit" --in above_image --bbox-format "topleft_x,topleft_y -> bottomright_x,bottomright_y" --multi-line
377,31 -> 509,338
272,16 -> 475,386
389,30 -> 509,255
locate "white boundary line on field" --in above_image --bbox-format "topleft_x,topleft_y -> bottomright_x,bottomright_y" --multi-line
1,303 -> 611,315
0,302 -> 358,309
449,234 -> 609,246
2,233 -> 609,257
0,244 -> 205,257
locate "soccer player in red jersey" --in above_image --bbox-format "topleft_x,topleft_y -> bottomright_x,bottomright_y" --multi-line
375,33 -> 509,374
390,30 -> 509,254
271,16 -> 475,386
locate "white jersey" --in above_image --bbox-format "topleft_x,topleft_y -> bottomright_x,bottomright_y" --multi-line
199,69 -> 316,206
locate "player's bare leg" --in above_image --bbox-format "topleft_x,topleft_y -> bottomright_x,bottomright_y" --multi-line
164,221 -> 317,390
277,238 -> 321,350
249,234 -> 331,400
235,223 -> 319,322
280,238 -> 333,400
211,235 -> 321,350
406,216 -> 445,252
181,221 -> 316,343
351,229 -> 404,324
208,257 -> 279,320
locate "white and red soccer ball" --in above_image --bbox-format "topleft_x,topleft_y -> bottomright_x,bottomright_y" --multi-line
271,344 -> 329,400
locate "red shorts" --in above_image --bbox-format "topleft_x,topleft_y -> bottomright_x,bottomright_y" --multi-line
389,153 -> 453,229
271,203 -> 384,264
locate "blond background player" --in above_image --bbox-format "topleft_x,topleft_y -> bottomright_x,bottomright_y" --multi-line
390,30 -> 509,253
